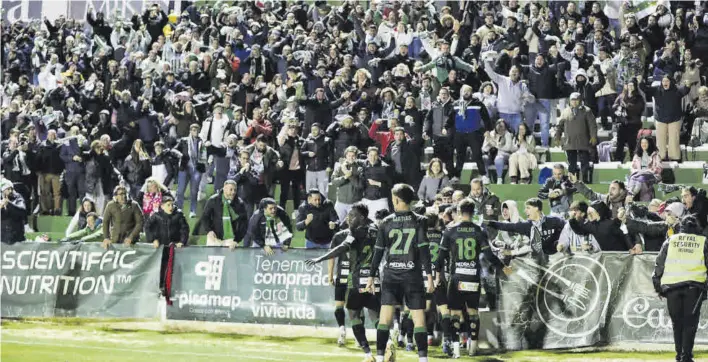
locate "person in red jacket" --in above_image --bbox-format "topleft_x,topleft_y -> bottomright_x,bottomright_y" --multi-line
368,117 -> 408,156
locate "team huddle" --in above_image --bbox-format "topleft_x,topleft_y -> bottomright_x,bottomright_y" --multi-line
307,183 -> 509,362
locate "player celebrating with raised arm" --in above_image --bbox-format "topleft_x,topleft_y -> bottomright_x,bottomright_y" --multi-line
365,184 -> 434,362
438,198 -> 511,358
306,203 -> 381,360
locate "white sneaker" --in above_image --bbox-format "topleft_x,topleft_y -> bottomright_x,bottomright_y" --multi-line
24,224 -> 35,233
467,340 -> 478,356
291,211 -> 299,220
496,178 -> 503,185
481,175 -> 491,185
189,212 -> 196,218
452,341 -> 461,359
337,326 -> 346,346
197,191 -> 206,201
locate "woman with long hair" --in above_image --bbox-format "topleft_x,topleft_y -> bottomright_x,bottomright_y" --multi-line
65,197 -> 102,237
628,136 -> 663,201
612,78 -> 646,162
417,158 -> 450,205
84,140 -> 119,214
139,177 -> 171,217
121,139 -> 151,200
482,119 -> 517,184
508,123 -> 538,184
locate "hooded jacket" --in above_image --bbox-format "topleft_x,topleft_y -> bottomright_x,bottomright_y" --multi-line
556,103 -> 598,151
573,66 -> 605,114
492,200 -> 531,258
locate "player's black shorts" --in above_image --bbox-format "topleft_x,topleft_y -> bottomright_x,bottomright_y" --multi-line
334,283 -> 347,302
346,287 -> 381,312
433,281 -> 448,306
381,280 -> 426,310
447,280 -> 480,311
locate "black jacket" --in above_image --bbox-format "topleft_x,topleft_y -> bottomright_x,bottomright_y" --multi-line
245,201 -> 293,247
300,96 -> 346,134
38,140 -> 65,174
569,218 -> 634,251
279,135 -> 306,169
326,122 -> 370,161
361,159 -> 392,201
538,176 -> 576,212
424,99 -> 455,137
193,191 -> 248,242
0,191 -> 26,244
174,136 -> 206,173
626,218 -> 672,252
301,134 -> 332,172
488,216 -> 566,257
385,139 -> 422,188
144,209 -> 190,245
295,196 -> 339,245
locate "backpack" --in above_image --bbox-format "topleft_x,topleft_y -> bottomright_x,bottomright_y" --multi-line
538,167 -> 553,185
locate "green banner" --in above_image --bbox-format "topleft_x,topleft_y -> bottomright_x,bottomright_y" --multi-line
1,242 -> 162,318
167,247 -> 336,325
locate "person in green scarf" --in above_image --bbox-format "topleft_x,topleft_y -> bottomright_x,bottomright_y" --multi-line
194,180 -> 248,247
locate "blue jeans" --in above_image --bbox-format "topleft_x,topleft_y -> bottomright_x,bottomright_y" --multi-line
525,99 -> 553,147
305,239 -> 330,249
499,112 -> 523,133
176,163 -> 202,214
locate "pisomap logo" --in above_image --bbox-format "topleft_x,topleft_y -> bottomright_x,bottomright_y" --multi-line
0,249 -> 136,295
175,255 -> 242,312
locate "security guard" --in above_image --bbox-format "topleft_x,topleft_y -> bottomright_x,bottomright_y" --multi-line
653,216 -> 708,362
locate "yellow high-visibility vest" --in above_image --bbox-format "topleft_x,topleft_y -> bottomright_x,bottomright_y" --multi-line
661,233 -> 707,286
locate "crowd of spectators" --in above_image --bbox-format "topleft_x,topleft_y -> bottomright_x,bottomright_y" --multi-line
1,0 -> 708,254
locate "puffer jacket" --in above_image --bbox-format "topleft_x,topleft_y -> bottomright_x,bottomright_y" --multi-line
302,134 -> 333,172
295,192 -> 339,245
326,122 -> 370,161
330,160 -> 363,204
144,208 -> 190,245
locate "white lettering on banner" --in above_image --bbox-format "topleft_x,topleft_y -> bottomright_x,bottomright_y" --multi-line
175,290 -> 242,311
0,248 -> 138,296
621,296 -> 708,330
1,275 -> 117,295
250,254 -> 328,320
195,256 -> 225,291
1,250 -> 136,271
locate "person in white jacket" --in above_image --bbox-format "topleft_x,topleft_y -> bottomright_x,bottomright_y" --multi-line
492,200 -> 531,261
482,119 -> 516,184
557,201 -> 601,254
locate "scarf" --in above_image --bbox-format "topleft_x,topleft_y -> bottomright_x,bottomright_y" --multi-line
142,192 -> 163,216
249,55 -> 267,77
222,195 -> 238,240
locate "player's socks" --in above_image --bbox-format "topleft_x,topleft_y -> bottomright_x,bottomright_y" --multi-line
376,323 -> 390,359
352,318 -> 371,354
451,315 -> 461,342
441,314 -> 452,343
414,326 -> 428,358
468,314 -> 480,356
335,306 -> 346,327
